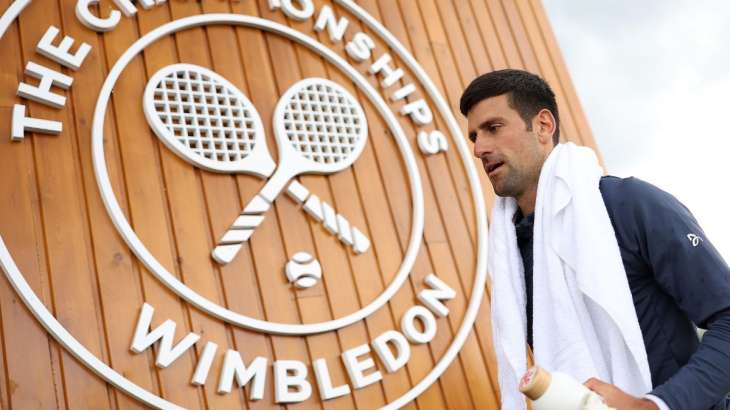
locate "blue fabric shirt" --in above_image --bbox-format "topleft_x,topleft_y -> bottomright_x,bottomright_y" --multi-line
515,176 -> 730,409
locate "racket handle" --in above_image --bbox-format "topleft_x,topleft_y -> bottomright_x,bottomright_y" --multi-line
212,169 -> 293,265
285,181 -> 370,255
212,194 -> 272,265
212,181 -> 371,265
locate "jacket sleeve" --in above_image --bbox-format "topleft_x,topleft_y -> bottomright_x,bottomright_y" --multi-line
652,311 -> 730,409
622,178 -> 730,409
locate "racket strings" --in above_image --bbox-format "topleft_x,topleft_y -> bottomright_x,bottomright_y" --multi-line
151,68 -> 258,163
282,82 -> 363,165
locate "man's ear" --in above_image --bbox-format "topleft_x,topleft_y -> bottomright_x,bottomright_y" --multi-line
534,108 -> 556,145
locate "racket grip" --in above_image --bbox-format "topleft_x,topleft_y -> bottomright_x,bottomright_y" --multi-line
212,194 -> 272,265
286,181 -> 371,254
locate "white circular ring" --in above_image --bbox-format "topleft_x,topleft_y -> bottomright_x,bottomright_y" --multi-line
1,2 -> 488,409
92,14 -> 424,336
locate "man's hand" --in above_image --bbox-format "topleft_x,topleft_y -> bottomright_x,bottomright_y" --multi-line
584,378 -> 658,410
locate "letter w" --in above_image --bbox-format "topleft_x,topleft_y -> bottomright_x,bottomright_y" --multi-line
130,303 -> 200,368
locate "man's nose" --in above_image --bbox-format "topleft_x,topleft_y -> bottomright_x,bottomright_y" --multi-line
473,133 -> 493,158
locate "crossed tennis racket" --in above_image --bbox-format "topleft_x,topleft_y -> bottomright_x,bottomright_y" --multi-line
143,64 -> 371,265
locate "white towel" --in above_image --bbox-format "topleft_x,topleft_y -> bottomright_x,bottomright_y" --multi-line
489,143 -> 652,410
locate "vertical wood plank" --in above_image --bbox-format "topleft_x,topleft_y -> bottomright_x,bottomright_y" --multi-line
101,2 -> 206,407
499,0 -> 541,73
156,1 -> 257,408
55,0 -> 162,408
449,0 -> 495,75
346,2 -> 484,409
328,2 -> 454,408
357,2 -> 488,409
196,0 -> 282,408
485,0 -> 527,69
0,3 -> 64,406
500,0 -> 582,145
468,0 -> 509,70
14,0 -> 114,407
392,1 -> 504,405
228,2 -> 344,409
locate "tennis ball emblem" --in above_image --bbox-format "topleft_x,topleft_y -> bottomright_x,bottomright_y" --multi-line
286,252 -> 322,289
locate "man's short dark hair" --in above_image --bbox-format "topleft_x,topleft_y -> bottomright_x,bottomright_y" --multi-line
460,69 -> 560,145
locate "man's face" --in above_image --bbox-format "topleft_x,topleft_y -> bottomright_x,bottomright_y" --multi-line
466,94 -> 544,199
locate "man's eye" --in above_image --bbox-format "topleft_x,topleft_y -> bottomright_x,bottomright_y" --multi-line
489,125 -> 501,133
468,133 -> 476,143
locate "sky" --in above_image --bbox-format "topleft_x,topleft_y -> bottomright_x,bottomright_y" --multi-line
543,0 -> 730,261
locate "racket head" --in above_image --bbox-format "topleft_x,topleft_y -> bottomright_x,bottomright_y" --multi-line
273,78 -> 368,175
143,64 -> 275,178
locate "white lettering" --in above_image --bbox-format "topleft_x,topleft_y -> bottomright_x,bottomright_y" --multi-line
270,0 -> 314,21
313,5 -> 349,43
400,98 -> 433,126
372,330 -> 410,373
17,61 -> 73,109
11,104 -> 62,141
218,352 -> 267,400
401,305 -> 437,344
391,83 -> 417,102
191,341 -> 218,386
341,343 -> 382,389
112,0 -> 162,15
417,130 -> 449,155
75,0 -> 121,32
111,0 -> 137,17
369,53 -> 405,88
345,32 -> 376,63
274,360 -> 312,403
138,0 -> 164,9
313,358 -> 351,400
112,0 -> 166,17
418,273 -> 456,316
129,303 -> 200,368
36,26 -> 91,71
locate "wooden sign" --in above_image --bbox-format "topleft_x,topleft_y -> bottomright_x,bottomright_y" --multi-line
0,0 -> 597,408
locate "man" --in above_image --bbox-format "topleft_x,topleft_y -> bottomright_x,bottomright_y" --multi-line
461,69 -> 730,410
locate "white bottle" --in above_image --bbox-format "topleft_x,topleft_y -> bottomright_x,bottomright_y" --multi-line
519,366 -> 614,410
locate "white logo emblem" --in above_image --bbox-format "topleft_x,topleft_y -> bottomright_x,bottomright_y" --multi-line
143,64 -> 371,267
0,3 -> 488,409
687,233 -> 703,247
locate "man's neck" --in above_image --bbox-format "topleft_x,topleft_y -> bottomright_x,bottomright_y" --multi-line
516,186 -> 537,216
517,145 -> 552,215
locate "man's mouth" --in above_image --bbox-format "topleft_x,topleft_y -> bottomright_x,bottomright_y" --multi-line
486,161 -> 504,176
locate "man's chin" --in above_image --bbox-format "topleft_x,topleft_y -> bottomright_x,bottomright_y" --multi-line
491,181 -> 519,199
489,177 -> 505,196
491,184 -> 509,198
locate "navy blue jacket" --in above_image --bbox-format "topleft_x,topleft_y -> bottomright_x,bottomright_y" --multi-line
516,176 -> 730,409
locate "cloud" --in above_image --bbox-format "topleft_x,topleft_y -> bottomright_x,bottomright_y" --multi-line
544,0 -> 730,258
